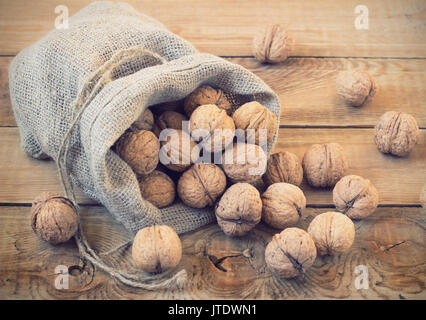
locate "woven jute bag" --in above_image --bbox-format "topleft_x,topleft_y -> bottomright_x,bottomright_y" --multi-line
9,1 -> 281,289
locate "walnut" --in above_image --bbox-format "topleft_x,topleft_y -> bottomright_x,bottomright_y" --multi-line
374,111 -> 419,157
253,24 -> 290,64
222,143 -> 267,183
30,192 -> 79,245
265,228 -> 317,279
262,183 -> 306,229
159,129 -> 200,172
116,129 -> 159,176
189,104 -> 235,152
215,183 -> 262,237
177,163 -> 227,208
139,170 -> 175,208
132,225 -> 182,273
183,85 -> 231,117
336,70 -> 377,107
131,108 -> 154,131
333,175 -> 379,219
307,211 -> 355,256
263,151 -> 303,187
302,143 -> 348,188
153,111 -> 188,137
232,101 -> 277,145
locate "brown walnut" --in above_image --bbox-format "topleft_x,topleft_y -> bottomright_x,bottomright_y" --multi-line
336,70 -> 377,107
333,175 -> 379,219
302,143 -> 348,188
139,170 -> 175,208
253,24 -> 290,64
153,111 -> 188,137
232,101 -> 277,145
132,225 -> 182,273
263,151 -> 303,187
307,211 -> 355,256
215,183 -> 262,237
116,129 -> 159,176
265,228 -> 317,279
183,85 -> 232,117
177,163 -> 227,208
30,192 -> 79,245
262,183 -> 306,229
374,111 -> 419,157
131,108 -> 154,131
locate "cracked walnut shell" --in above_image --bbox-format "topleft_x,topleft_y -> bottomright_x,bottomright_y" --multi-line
153,111 -> 188,137
131,108 -> 154,131
333,175 -> 379,220
177,163 -> 227,208
263,151 -> 303,187
262,183 -> 306,229
232,101 -> 277,145
215,183 -> 262,237
336,70 -> 377,107
132,225 -> 182,273
116,129 -> 159,176
253,24 -> 290,64
31,192 -> 79,245
302,143 -> 348,188
184,85 -> 231,117
374,111 -> 419,157
139,170 -> 175,208
307,211 -> 355,256
265,228 -> 317,279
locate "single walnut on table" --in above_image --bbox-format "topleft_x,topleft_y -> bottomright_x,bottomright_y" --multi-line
253,24 -> 290,64
177,163 -> 227,208
333,175 -> 379,220
263,151 -> 303,187
307,211 -> 355,256
31,192 -> 79,245
336,70 -> 377,107
302,143 -> 348,188
265,228 -> 317,279
153,111 -> 188,137
139,170 -> 175,208
131,108 -> 154,132
132,225 -> 182,273
215,183 -> 262,237
184,85 -> 231,117
374,111 -> 419,157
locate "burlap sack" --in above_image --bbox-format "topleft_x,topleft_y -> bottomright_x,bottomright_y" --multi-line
9,1 -> 280,288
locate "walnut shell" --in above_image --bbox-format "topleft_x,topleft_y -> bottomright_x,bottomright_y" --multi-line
262,183 -> 306,229
222,143 -> 267,183
30,192 -> 79,245
153,111 -> 188,137
159,129 -> 200,172
232,101 -> 277,145
302,143 -> 348,188
132,225 -> 182,273
183,85 -> 231,117
265,228 -> 317,279
116,129 -> 159,176
307,211 -> 355,256
177,163 -> 227,208
374,111 -> 419,157
263,151 -> 303,187
190,104 -> 235,152
253,24 -> 290,64
215,183 -> 262,237
139,170 -> 175,208
333,175 -> 379,219
131,108 -> 154,131
336,70 -> 377,107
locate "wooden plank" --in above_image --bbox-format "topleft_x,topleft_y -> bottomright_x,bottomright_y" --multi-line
0,127 -> 424,205
0,206 -> 424,299
2,56 -> 426,127
0,0 -> 425,57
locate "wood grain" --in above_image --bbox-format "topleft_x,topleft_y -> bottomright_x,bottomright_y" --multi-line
0,127 -> 424,205
0,206 -> 424,299
1,56 -> 425,127
0,0 -> 425,57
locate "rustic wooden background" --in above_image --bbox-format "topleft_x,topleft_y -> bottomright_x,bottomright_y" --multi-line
0,0 -> 425,300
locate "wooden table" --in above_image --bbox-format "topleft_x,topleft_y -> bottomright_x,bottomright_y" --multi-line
0,0 -> 425,300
